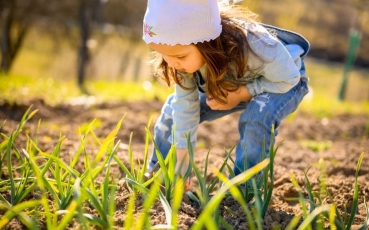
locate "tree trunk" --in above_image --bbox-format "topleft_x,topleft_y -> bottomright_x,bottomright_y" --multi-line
77,0 -> 90,87
0,1 -> 14,73
0,0 -> 29,74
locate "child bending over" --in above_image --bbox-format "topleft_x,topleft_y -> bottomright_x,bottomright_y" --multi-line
142,0 -> 310,181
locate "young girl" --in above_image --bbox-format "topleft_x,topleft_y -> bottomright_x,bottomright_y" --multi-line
142,0 -> 310,179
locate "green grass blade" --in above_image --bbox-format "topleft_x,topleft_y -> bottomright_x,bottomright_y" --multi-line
219,216 -> 234,230
6,133 -> 15,204
59,175 -> 74,210
290,172 -> 311,230
92,117 -> 123,167
158,189 -> 173,227
85,188 -> 108,224
186,133 -> 208,207
171,177 -> 185,228
70,124 -> 91,168
103,166 -> 111,215
0,194 -> 10,206
167,146 -> 176,185
136,178 -> 162,229
39,153 -> 81,177
303,166 -> 316,214
192,159 -> 269,230
108,180 -> 117,228
0,200 -> 40,229
103,150 -> 116,219
297,205 -> 331,230
123,192 -> 136,229
92,129 -> 117,167
186,191 -> 201,206
190,158 -> 209,207
145,127 -> 171,192
113,154 -> 134,179
329,204 -> 337,230
285,216 -> 302,230
204,149 -> 211,183
252,179 -> 263,230
57,178 -> 84,230
83,150 -> 98,197
14,107 -> 38,138
217,172 -> 256,230
206,151 -> 230,195
358,197 -> 369,230
345,152 -> 364,230
139,116 -> 153,183
128,132 -> 135,177
124,177 -> 150,194
13,160 -> 33,204
261,138 -> 276,218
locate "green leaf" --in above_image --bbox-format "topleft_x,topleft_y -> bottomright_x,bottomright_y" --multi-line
346,152 -> 364,230
0,200 -> 40,229
192,159 -> 269,230
57,178 -> 83,230
297,205 -> 331,230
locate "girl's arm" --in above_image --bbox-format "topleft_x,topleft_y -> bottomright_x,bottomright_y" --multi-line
171,74 -> 200,148
206,85 -> 252,110
245,25 -> 304,96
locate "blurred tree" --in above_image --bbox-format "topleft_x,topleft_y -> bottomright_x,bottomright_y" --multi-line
1,0 -> 367,82
102,0 -> 146,39
77,0 -> 105,88
0,0 -> 29,73
0,0 -> 58,74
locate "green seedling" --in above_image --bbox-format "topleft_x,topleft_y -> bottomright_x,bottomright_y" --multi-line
359,197 -> 369,230
0,200 -> 40,229
186,145 -> 233,208
289,172 -> 313,230
217,172 -> 257,230
124,176 -> 173,229
287,153 -> 367,229
226,126 -> 278,219
260,127 -> 278,218
81,147 -> 118,229
191,158 -> 270,230
114,117 -> 155,192
0,107 -> 38,203
56,178 -> 84,230
141,124 -> 189,203
0,106 -> 38,152
171,176 -> 185,228
2,132 -> 33,206
123,190 -> 136,229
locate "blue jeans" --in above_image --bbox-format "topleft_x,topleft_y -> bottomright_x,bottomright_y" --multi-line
149,79 -> 309,176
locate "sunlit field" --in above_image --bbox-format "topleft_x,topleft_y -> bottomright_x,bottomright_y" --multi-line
1,29 -> 369,229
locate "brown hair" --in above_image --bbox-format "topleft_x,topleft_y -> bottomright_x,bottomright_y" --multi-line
151,6 -> 263,104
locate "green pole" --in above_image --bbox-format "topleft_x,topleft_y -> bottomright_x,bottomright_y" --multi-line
338,29 -> 362,101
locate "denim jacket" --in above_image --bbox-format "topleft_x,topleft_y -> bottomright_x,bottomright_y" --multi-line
169,22 -> 310,148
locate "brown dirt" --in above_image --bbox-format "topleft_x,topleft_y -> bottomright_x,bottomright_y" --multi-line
0,99 -> 368,229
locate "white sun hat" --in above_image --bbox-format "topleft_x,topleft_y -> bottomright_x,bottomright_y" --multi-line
142,0 -> 222,46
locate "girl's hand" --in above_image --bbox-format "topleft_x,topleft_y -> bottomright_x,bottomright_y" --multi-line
206,85 -> 252,110
176,148 -> 192,190
175,148 -> 190,177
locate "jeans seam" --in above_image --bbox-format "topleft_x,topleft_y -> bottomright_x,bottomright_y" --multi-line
274,83 -> 303,119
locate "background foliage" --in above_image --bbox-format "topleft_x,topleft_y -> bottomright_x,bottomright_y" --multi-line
0,0 -> 368,102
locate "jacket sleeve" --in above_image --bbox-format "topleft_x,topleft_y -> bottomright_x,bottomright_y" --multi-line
169,74 -> 200,148
245,28 -> 304,96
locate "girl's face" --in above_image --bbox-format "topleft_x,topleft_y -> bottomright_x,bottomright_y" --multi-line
148,43 -> 205,74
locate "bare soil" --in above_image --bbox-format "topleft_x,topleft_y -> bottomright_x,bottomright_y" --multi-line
0,99 -> 368,229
